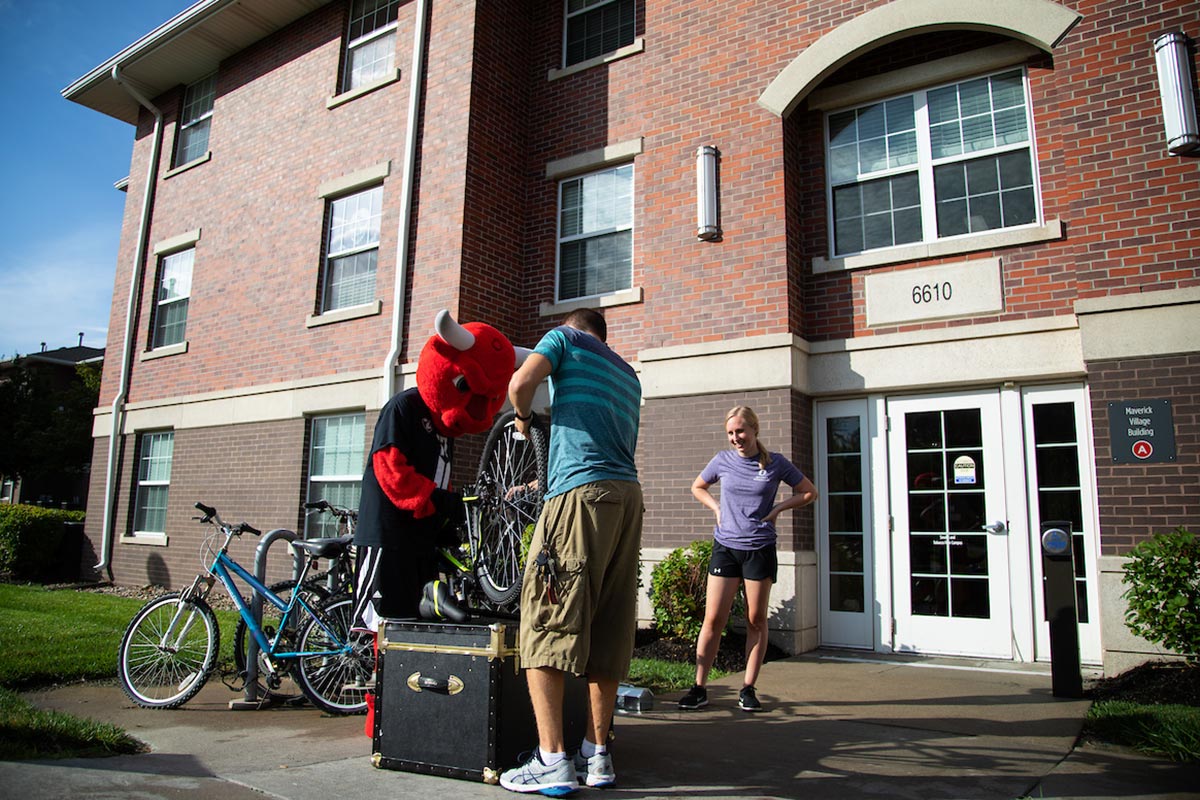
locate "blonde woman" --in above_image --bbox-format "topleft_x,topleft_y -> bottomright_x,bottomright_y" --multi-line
680,406 -> 817,712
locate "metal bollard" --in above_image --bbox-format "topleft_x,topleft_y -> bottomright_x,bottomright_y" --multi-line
232,528 -> 302,708
1041,520 -> 1083,699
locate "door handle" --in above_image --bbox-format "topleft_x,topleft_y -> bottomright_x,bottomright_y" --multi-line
983,520 -> 1007,534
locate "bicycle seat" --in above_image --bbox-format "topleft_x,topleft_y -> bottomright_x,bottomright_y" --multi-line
291,535 -> 353,559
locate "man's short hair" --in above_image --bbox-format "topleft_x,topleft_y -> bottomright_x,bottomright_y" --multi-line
563,308 -> 606,342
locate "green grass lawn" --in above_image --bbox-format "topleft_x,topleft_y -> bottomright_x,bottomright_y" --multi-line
1085,700 -> 1200,762
0,582 -> 240,760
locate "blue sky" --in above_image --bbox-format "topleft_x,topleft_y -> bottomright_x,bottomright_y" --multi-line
0,1 -> 193,359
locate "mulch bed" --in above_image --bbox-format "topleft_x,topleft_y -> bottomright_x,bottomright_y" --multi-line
632,627 -> 788,675
1086,661 -> 1200,707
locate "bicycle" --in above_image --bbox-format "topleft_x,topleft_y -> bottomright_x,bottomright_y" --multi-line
429,409 -> 549,618
230,499 -> 358,698
117,502 -> 372,714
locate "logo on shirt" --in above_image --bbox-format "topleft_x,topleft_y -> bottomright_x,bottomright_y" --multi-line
754,468 -> 769,482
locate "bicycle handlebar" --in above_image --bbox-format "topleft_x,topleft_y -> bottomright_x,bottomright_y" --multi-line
304,499 -> 358,519
193,501 -> 260,536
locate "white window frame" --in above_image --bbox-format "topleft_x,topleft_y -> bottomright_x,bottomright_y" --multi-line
151,247 -> 194,350
343,0 -> 400,92
132,431 -> 174,540
824,66 -> 1042,261
563,0 -> 636,68
321,185 -> 383,313
305,413 -> 366,538
174,74 -> 216,168
555,163 -> 634,304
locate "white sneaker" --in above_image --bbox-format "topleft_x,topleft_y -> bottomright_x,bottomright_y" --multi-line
573,749 -> 616,787
499,751 -> 578,796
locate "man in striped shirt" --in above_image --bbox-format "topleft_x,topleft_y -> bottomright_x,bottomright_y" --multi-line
501,308 -> 643,795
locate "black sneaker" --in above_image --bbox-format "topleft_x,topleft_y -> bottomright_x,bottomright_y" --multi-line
678,685 -> 708,710
738,685 -> 763,712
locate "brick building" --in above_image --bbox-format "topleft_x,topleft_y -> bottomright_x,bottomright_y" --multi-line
65,0 -> 1198,675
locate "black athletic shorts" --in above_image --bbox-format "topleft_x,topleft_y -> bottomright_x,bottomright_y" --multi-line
708,539 -> 778,582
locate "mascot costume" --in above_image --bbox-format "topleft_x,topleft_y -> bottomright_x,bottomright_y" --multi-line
352,310 -> 518,631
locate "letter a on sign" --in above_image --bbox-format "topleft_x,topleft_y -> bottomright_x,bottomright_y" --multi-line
1133,441 -> 1153,460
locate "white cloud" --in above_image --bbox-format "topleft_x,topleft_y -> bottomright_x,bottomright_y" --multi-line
0,222 -> 118,358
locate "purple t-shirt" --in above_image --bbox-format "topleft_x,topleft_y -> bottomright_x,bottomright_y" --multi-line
700,449 -> 805,550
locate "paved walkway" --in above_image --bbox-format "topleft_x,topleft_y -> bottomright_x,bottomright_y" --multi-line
6,652 -> 1197,799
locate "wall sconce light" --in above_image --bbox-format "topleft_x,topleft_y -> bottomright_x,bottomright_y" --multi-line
696,145 -> 721,240
1153,31 -> 1199,155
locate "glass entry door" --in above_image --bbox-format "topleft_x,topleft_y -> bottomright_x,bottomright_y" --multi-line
888,391 -> 1013,658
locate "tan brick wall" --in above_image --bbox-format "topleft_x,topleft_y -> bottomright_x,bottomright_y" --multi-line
640,389 -> 815,554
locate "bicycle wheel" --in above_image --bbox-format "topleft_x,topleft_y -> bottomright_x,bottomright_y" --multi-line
118,592 -> 219,709
233,579 -> 330,696
293,594 -> 372,715
475,409 -> 549,608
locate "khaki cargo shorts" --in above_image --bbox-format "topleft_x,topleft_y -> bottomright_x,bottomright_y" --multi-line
518,480 -> 644,681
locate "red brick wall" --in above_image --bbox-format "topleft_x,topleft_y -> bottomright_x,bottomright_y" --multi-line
1088,353 -> 1200,555
797,1 -> 1200,343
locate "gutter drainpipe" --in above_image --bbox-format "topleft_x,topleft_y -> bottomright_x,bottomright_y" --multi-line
97,65 -> 163,577
382,0 -> 430,403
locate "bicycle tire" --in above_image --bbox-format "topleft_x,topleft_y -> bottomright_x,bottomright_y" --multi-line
232,579 -> 330,693
117,592 -> 219,709
475,409 -> 549,608
293,594 -> 372,715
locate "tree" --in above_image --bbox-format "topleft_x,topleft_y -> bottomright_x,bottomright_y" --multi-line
0,361 -> 100,489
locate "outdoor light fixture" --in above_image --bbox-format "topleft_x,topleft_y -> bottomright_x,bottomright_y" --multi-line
1153,31 -> 1200,155
696,145 -> 721,240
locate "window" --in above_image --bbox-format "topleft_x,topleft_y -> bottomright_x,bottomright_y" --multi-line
344,0 -> 400,91
827,68 -> 1037,257
134,432 -> 174,535
0,478 -> 14,503
322,186 -> 382,312
174,74 -> 216,167
306,414 -> 365,538
557,164 -> 633,302
152,248 -> 193,348
564,0 -> 635,67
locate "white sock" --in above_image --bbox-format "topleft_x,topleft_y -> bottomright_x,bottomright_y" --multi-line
539,748 -> 565,766
580,738 -> 601,758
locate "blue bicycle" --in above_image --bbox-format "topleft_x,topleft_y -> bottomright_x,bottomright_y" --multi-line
117,502 -> 372,713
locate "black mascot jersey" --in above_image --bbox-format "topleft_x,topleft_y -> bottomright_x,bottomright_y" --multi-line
355,387 -> 451,550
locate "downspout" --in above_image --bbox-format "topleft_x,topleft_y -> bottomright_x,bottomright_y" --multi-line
381,0 -> 431,403
97,65 -> 164,577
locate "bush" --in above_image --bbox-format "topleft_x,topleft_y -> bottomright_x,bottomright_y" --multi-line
0,504 -> 85,579
1122,528 -> 1200,661
649,540 -> 743,641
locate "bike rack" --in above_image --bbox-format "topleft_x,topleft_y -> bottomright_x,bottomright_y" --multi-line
230,528 -> 303,710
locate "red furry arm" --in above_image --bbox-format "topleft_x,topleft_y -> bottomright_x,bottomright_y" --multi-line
373,446 -> 437,519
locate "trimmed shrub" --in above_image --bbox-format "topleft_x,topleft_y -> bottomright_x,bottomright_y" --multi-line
1122,528 -> 1200,662
0,504 -> 85,579
649,540 -> 744,641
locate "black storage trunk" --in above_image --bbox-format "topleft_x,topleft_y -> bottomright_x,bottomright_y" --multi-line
371,618 -> 585,784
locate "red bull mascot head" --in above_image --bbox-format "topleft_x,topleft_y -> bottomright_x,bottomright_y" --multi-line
416,309 -> 517,437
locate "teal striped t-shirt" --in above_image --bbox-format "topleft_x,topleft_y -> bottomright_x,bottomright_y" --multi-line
534,326 -> 641,499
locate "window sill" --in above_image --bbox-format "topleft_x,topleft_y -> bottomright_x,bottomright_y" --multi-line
140,341 -> 189,361
539,286 -> 643,318
163,152 -> 211,179
327,69 -> 402,110
548,38 -> 644,82
812,219 -> 1064,274
121,532 -> 168,547
306,299 -> 383,328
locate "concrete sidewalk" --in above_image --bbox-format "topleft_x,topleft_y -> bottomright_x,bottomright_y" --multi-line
6,652 -> 1197,799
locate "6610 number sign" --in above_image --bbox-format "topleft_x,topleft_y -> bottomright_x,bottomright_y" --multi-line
912,281 -> 953,305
